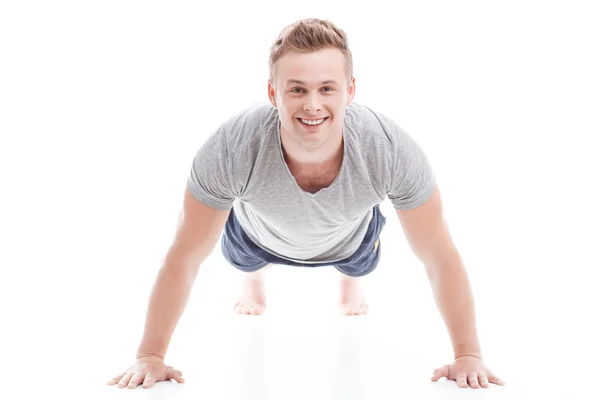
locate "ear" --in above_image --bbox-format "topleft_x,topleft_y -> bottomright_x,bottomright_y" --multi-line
267,80 -> 278,108
346,76 -> 356,105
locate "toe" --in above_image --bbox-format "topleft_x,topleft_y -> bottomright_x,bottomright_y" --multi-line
251,305 -> 264,315
234,304 -> 246,314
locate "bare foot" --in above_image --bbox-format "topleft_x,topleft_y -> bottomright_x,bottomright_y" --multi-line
339,274 -> 369,316
233,267 -> 267,315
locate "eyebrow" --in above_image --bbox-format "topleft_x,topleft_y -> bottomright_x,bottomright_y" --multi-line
285,79 -> 340,86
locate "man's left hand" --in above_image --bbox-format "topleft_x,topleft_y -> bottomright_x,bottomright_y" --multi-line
431,355 -> 505,389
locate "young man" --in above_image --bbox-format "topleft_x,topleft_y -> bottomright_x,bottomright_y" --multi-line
108,18 -> 505,390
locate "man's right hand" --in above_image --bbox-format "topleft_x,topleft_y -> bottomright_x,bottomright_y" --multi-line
107,355 -> 185,389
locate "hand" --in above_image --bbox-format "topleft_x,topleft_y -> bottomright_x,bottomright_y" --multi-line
107,355 -> 185,389
431,355 -> 505,389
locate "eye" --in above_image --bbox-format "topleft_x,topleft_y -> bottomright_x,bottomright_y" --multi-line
290,87 -> 334,93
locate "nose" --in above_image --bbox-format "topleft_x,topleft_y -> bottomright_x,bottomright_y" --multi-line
304,94 -> 322,113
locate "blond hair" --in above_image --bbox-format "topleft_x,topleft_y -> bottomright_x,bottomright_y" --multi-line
269,18 -> 353,87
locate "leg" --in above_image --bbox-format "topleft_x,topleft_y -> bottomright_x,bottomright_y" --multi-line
336,238 -> 381,316
233,263 -> 273,315
339,271 -> 369,316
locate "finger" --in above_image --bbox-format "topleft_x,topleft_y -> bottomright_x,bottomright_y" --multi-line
127,372 -> 145,389
117,372 -> 134,388
468,372 -> 481,389
430,366 -> 448,382
108,373 -> 125,385
488,374 -> 506,386
456,373 -> 469,388
479,373 -> 490,388
142,375 -> 156,389
167,367 -> 185,383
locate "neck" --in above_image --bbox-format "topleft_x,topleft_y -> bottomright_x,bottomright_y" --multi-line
279,123 -> 344,168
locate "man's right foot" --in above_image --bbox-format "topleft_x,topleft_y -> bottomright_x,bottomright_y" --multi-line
233,266 -> 268,315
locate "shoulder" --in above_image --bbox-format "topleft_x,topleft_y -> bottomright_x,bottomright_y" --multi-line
220,101 -> 279,153
202,101 -> 278,153
344,102 -> 402,145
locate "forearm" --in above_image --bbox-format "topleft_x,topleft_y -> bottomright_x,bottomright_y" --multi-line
136,256 -> 197,360
427,257 -> 482,358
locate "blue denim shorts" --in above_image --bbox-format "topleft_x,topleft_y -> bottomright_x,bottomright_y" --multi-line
221,204 -> 387,277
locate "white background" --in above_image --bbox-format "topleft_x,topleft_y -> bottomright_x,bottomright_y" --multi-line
1,1 -> 599,399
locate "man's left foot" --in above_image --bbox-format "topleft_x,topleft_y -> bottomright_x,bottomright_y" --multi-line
339,274 -> 369,315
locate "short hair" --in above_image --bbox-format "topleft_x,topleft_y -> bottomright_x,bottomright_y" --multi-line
269,18 -> 353,87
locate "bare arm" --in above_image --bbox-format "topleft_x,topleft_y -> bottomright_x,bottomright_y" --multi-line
135,187 -> 231,360
396,184 -> 482,358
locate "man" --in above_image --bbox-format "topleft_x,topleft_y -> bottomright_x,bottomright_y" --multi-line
108,18 -> 505,390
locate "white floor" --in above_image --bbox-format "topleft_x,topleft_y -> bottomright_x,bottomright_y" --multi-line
105,316 -> 533,400
10,261 -> 595,400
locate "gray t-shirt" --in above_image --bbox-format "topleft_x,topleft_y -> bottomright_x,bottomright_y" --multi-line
187,101 -> 436,263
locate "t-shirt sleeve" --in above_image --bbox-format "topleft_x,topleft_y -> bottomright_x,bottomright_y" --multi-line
186,125 -> 237,210
387,125 -> 436,210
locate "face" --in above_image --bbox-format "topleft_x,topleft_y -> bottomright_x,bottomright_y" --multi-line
268,47 -> 355,152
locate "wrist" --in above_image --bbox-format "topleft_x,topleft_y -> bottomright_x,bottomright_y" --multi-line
136,352 -> 165,361
454,354 -> 482,360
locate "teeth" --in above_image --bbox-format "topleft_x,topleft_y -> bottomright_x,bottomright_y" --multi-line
300,118 -> 325,126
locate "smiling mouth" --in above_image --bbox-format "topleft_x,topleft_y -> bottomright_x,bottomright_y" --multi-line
297,117 -> 329,126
